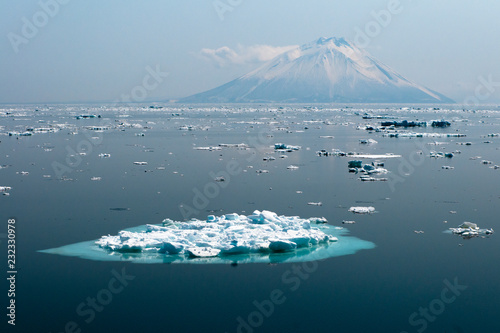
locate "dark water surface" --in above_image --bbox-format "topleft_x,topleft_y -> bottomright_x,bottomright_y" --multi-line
0,104 -> 499,333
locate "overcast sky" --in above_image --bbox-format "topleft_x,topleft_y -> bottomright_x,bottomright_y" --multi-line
1,0 -> 500,104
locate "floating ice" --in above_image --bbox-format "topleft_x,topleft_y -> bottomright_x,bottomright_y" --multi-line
40,210 -> 375,264
448,222 -> 494,239
274,143 -> 300,151
349,206 -> 375,214
359,139 -> 378,144
381,120 -> 427,127
133,161 -> 148,165
431,120 -> 451,128
218,143 -> 249,148
319,149 -> 401,158
359,175 -> 387,182
0,186 -> 11,192
76,114 -> 98,119
430,151 -> 454,158
349,153 -> 400,159
194,146 -> 221,151
383,132 -> 466,138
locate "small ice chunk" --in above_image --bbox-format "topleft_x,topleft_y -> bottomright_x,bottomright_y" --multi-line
359,139 -> 377,144
160,242 -> 185,254
459,222 -> 478,229
309,217 -> 327,224
348,160 -> 363,168
185,247 -> 221,258
269,240 -> 297,252
274,143 -> 300,151
224,213 -> 239,221
349,206 -> 375,214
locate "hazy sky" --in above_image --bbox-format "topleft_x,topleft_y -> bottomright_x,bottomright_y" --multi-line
1,0 -> 500,104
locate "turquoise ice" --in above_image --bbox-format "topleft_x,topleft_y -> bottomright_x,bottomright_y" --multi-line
40,210 -> 375,264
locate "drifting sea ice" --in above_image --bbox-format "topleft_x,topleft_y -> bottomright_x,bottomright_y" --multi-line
40,210 -> 375,264
447,222 -> 494,239
349,206 -> 375,214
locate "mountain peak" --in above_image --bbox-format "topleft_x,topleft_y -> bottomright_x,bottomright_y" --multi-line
315,36 -> 348,47
181,37 -> 454,103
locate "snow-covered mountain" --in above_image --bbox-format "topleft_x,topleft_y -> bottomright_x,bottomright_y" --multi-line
180,37 -> 453,103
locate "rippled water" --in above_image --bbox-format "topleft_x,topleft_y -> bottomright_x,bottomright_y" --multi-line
1,103 -> 499,333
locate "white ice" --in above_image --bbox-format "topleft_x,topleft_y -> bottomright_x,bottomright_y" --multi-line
349,206 -> 375,214
448,222 -> 494,239
96,210 -> 338,257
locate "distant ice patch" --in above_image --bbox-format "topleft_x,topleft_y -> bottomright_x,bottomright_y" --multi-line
40,210 -> 375,264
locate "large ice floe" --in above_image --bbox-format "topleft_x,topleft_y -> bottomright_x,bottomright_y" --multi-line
40,210 -> 375,264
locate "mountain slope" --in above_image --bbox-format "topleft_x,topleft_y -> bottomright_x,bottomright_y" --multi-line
180,37 -> 454,103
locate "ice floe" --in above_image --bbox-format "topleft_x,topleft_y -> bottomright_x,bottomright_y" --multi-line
274,143 -> 300,151
40,210 -> 375,264
383,132 -> 466,138
359,139 -> 378,144
448,222 -> 494,239
318,149 -> 401,159
349,206 -> 375,214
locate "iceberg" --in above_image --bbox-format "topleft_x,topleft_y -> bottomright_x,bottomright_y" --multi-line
39,210 -> 375,264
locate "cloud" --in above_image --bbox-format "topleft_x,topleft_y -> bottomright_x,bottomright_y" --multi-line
199,44 -> 299,67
